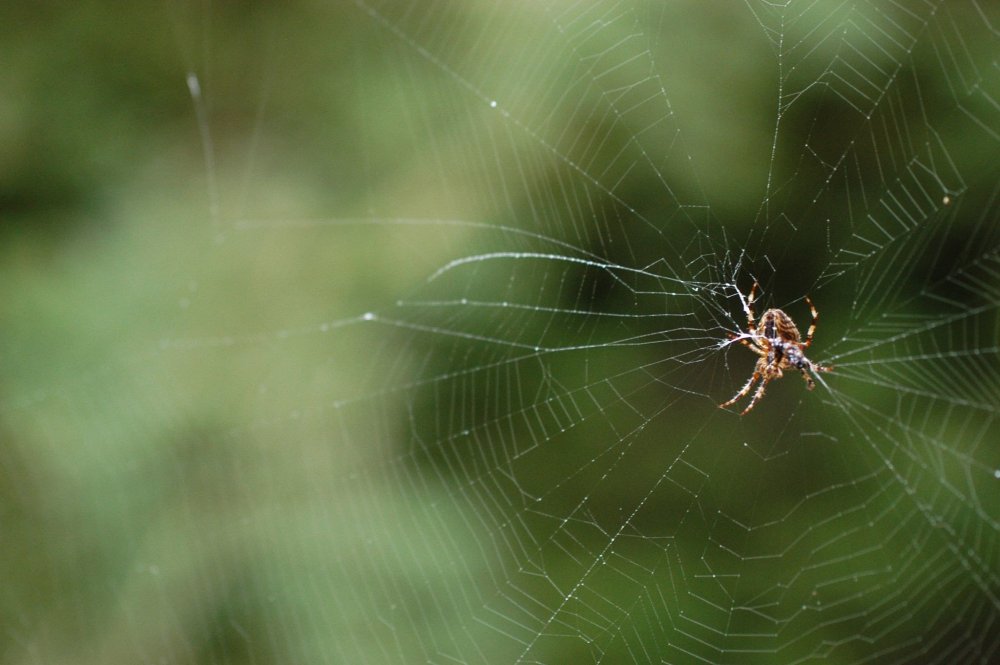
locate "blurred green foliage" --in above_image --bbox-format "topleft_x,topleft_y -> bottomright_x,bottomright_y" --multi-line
2,2 -> 997,664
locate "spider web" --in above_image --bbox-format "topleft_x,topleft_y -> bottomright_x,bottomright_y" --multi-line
3,1 -> 1000,664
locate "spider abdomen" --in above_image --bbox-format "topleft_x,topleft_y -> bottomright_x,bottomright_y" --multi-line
758,308 -> 801,342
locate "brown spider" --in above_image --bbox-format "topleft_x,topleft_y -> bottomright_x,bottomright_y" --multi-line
720,282 -> 833,415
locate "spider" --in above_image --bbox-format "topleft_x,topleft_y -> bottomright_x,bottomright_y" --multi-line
719,282 -> 832,415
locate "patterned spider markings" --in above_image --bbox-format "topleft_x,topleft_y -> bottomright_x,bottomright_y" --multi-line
720,282 -> 833,415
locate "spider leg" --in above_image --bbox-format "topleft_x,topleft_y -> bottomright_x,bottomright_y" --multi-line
802,295 -> 819,348
728,333 -> 768,356
812,361 -> 834,375
745,281 -> 759,333
800,361 -> 834,390
740,375 -> 772,415
799,368 -> 815,391
719,371 -> 761,410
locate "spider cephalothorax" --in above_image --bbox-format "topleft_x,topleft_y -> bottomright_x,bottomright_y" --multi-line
720,282 -> 832,415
